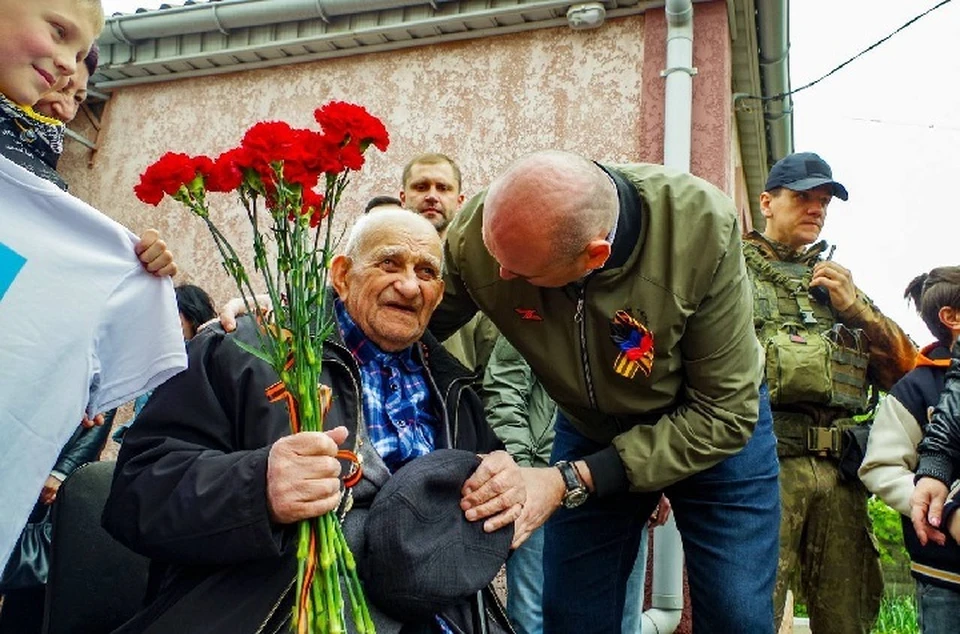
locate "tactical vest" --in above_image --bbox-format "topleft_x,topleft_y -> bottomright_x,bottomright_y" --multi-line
743,243 -> 871,415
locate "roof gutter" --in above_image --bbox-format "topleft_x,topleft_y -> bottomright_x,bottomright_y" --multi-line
755,0 -> 793,165
101,0 -> 449,45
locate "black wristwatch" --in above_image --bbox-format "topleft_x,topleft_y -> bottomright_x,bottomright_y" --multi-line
556,460 -> 589,509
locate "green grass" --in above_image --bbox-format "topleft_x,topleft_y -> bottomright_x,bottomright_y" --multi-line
792,497 -> 920,632
869,496 -> 910,566
872,594 -> 918,634
794,595 -> 918,633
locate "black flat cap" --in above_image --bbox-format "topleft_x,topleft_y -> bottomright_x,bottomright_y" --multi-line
362,449 -> 514,621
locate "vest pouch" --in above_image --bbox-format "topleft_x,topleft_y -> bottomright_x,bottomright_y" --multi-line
823,324 -> 870,412
765,330 -> 833,407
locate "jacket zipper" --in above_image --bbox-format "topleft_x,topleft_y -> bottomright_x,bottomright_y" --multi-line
574,285 -> 598,409
326,342 -> 366,444
444,377 -> 468,448
420,342 -> 461,448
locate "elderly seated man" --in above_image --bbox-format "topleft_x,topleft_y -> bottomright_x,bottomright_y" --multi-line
102,209 -> 523,634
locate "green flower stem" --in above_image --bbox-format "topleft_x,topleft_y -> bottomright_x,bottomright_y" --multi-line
178,156 -> 373,634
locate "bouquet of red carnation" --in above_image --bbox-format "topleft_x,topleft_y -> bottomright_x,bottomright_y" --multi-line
135,102 -> 389,634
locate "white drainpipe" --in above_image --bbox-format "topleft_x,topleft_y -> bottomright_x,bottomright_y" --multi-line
640,1 -> 694,632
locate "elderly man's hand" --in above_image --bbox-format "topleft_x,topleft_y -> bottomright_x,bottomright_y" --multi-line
911,476 -> 950,546
810,261 -> 857,312
460,450 -> 525,535
135,229 -> 177,277
266,427 -> 348,525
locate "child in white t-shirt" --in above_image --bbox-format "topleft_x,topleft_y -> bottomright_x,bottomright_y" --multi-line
0,0 -> 103,188
0,0 -> 175,278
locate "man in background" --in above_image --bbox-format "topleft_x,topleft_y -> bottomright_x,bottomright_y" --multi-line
744,152 -> 916,633
400,153 -> 498,380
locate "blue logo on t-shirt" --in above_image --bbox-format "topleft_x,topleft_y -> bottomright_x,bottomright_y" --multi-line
0,242 -> 26,300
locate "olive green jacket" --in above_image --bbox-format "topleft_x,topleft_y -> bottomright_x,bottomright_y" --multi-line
430,163 -> 762,494
482,336 -> 558,468
441,312 -> 499,380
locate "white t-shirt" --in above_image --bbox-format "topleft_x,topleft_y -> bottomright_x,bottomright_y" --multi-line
0,156 -> 187,569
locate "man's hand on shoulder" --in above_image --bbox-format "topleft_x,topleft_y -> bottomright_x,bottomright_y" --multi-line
810,261 -> 858,313
266,427 -> 348,524
460,450 -> 525,535
136,229 -> 177,277
217,294 -> 273,333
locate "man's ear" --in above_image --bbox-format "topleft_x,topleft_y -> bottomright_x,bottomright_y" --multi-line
399,190 -> 407,206
330,254 -> 351,299
457,193 -> 465,206
759,191 -> 774,220
584,239 -> 611,271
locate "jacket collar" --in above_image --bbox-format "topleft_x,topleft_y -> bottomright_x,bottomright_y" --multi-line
599,164 -> 643,271
915,342 -> 952,368
745,229 -> 830,265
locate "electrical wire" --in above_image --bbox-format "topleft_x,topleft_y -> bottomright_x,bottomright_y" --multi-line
749,0 -> 955,103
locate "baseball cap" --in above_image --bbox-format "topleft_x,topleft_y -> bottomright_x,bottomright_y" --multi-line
362,449 -> 514,621
764,152 -> 848,201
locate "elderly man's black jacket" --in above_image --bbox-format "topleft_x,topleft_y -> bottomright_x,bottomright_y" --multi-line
102,315 -> 510,634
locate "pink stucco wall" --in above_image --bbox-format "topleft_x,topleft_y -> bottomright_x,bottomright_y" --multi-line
638,2 -> 732,189
59,4 -> 737,308
61,16 -> 649,305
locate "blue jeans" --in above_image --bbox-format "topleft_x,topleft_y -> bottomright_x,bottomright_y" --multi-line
543,386 -> 780,634
507,516 -> 648,634
917,580 -> 960,634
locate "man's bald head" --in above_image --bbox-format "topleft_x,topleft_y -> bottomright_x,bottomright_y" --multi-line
481,150 -> 618,287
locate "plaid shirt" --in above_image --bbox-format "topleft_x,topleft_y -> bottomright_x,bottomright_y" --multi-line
335,301 -> 453,633
334,299 -> 441,473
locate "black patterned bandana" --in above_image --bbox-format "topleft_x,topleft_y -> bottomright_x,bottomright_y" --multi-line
0,94 -> 66,189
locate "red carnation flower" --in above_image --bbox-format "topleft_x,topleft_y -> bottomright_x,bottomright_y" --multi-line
298,188 -> 327,227
241,121 -> 298,179
134,152 -> 202,206
313,101 -> 389,152
206,148 -> 250,192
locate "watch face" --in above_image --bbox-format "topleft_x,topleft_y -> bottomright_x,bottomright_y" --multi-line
562,488 -> 589,509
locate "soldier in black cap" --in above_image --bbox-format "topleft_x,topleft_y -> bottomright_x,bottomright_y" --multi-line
744,152 -> 917,633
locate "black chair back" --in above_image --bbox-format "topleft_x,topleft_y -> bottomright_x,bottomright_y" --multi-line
43,461 -> 149,634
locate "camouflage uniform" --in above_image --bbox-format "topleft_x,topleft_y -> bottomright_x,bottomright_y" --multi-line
743,231 -> 915,634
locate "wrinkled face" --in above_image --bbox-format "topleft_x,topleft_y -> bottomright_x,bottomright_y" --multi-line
760,184 -> 834,250
333,223 -> 445,352
0,0 -> 98,106
400,162 -> 464,234
34,60 -> 89,122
